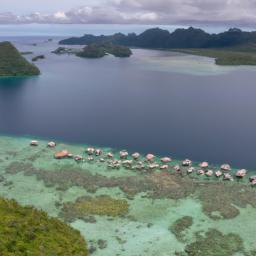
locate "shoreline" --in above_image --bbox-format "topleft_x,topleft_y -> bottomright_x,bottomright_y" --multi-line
1,134 -> 254,185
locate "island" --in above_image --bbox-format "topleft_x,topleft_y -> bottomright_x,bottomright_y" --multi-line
20,51 -> 33,55
0,197 -> 88,255
54,43 -> 132,58
32,54 -> 45,62
0,41 -> 40,76
52,46 -> 82,55
77,43 -> 132,58
60,27 -> 256,65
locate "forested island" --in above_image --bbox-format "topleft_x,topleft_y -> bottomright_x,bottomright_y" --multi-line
60,27 -> 256,65
0,42 -> 40,76
53,43 -> 132,58
0,197 -> 88,255
32,54 -> 45,62
77,43 -> 132,58
52,46 -> 81,55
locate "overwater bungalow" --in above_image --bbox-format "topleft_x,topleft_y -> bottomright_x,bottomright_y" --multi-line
107,152 -> 113,158
95,149 -> 102,156
197,169 -> 205,175
252,179 -> 256,186
199,162 -> 209,168
236,169 -> 247,178
182,159 -> 192,166
122,160 -> 133,166
146,154 -> 155,161
224,173 -> 233,181
47,141 -> 56,148
187,167 -> 195,174
30,140 -> 38,146
249,176 -> 256,182
132,152 -> 140,160
215,170 -> 222,177
160,165 -> 169,170
221,164 -> 231,171
87,147 -> 95,155
74,155 -> 83,161
206,170 -> 213,177
54,150 -> 70,159
161,157 -> 172,163
120,150 -> 129,159
174,165 -> 181,172
149,163 -> 159,170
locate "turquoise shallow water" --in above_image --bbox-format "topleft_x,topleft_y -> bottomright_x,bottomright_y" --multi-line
0,135 -> 255,255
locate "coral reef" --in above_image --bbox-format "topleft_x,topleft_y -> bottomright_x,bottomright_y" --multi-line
197,182 -> 256,219
169,216 -> 193,241
60,195 -> 129,222
184,229 -> 245,256
6,162 -> 256,222
5,162 -> 196,200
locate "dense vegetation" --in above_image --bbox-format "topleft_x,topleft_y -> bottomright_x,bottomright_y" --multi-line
175,46 -> 256,65
106,44 -> 132,57
0,42 -> 40,76
77,44 -> 106,58
76,43 -> 132,58
59,27 -> 256,49
0,197 -> 88,256
60,27 -> 256,65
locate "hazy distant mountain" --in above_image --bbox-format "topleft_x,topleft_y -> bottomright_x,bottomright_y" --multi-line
59,27 -> 256,49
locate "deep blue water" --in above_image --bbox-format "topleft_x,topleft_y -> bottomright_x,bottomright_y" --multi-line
1,27 -> 256,169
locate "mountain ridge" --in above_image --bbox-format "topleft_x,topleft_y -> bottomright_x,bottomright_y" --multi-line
59,27 -> 256,49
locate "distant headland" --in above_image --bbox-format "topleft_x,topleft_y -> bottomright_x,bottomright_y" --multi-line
59,27 -> 256,65
53,43 -> 132,59
0,42 -> 40,77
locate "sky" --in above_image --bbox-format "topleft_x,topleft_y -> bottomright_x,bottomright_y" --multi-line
1,0 -> 256,27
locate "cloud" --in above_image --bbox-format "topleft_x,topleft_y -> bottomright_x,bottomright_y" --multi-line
1,0 -> 256,26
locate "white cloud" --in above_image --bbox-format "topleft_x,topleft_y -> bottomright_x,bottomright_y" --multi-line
54,11 -> 68,21
1,0 -> 256,26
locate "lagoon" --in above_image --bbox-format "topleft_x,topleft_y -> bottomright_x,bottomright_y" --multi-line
1,28 -> 256,169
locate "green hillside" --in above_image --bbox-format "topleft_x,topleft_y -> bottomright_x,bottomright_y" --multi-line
174,44 -> 256,65
0,197 -> 88,256
0,41 -> 40,76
